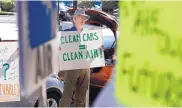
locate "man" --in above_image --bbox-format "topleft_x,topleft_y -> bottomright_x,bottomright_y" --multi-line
59,9 -> 90,107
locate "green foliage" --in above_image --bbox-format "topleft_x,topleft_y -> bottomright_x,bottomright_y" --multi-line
102,1 -> 118,10
0,11 -> 14,15
0,0 -> 15,12
77,1 -> 94,8
78,1 -> 118,11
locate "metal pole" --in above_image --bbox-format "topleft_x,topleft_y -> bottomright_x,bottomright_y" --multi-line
85,71 -> 90,107
73,0 -> 77,9
100,0 -> 102,11
57,0 -> 60,25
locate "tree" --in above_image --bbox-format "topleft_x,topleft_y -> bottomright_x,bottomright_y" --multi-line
0,0 -> 15,12
77,1 -> 94,9
102,1 -> 119,11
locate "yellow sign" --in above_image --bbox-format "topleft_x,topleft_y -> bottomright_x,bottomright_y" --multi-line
115,1 -> 182,107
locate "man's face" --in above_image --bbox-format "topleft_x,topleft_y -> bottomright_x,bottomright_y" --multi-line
73,15 -> 88,27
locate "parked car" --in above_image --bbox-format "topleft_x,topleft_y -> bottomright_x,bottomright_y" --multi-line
58,3 -> 70,21
0,19 -> 64,107
59,8 -> 119,103
113,8 -> 119,17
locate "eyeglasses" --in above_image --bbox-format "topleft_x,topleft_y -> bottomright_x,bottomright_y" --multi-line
77,15 -> 88,21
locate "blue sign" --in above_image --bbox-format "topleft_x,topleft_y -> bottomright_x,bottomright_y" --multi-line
60,0 -> 73,7
26,1 -> 57,48
95,1 -> 101,6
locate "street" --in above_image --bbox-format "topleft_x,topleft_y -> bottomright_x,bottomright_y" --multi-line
0,15 -> 16,23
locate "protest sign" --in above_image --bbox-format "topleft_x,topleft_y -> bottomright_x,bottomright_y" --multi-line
0,42 -> 20,102
115,1 -> 182,107
17,1 -> 59,96
58,30 -> 105,70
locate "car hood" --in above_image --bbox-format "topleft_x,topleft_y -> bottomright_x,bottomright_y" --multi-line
67,9 -> 119,39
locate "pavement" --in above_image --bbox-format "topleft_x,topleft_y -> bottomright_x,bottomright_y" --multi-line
0,15 -> 17,23
0,15 -> 18,40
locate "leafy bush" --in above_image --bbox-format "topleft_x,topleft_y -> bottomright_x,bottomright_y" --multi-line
0,0 -> 15,12
0,11 -> 14,15
78,1 -> 94,8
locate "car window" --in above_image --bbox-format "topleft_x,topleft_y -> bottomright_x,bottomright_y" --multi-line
59,22 -> 106,31
103,36 -> 115,49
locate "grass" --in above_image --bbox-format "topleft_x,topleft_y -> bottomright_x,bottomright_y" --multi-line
0,11 -> 14,15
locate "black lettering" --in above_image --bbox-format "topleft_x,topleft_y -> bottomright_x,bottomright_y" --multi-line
159,35 -> 170,54
43,45 -> 47,77
166,74 -> 181,106
122,52 -> 132,75
150,72 -> 162,99
164,72 -> 175,106
129,66 -> 139,93
120,52 -> 132,92
139,68 -> 150,95
171,39 -> 178,56
43,45 -> 52,78
35,45 -> 53,84
46,44 -> 52,75
35,47 -> 42,83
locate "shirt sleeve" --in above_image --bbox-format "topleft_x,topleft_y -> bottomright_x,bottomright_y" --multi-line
63,29 -> 71,31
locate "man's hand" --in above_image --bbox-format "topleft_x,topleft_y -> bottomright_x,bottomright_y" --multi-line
58,71 -> 64,81
98,45 -> 104,50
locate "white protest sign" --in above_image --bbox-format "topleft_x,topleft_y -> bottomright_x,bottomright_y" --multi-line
0,42 -> 20,102
58,30 -> 105,70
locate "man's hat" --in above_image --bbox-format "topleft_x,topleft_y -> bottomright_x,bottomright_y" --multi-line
73,9 -> 90,20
